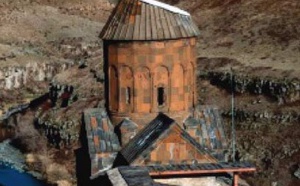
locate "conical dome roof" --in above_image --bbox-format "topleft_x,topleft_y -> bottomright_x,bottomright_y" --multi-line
100,0 -> 200,40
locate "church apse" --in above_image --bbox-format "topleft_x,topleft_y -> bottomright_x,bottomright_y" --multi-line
103,39 -> 197,127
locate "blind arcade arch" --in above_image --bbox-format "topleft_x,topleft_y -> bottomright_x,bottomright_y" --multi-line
108,62 -> 195,115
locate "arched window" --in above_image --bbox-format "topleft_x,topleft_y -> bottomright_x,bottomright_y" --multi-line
126,87 -> 131,104
153,66 -> 169,111
157,87 -> 165,106
119,66 -> 133,112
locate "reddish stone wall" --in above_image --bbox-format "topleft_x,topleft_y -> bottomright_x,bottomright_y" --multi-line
104,38 -> 197,126
132,125 -> 216,166
110,111 -> 191,130
145,133 -> 213,165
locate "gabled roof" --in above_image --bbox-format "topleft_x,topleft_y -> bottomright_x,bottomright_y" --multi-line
120,113 -> 173,164
194,105 -> 228,150
146,162 -> 256,176
84,108 -> 120,153
84,108 -> 121,178
100,0 -> 200,40
120,113 -> 216,165
184,105 -> 228,160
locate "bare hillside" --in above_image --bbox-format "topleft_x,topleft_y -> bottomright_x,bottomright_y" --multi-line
164,0 -> 300,185
0,0 -> 300,186
185,0 -> 299,78
0,0 -> 112,113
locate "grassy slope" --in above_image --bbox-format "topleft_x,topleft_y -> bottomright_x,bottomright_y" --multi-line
175,0 -> 300,78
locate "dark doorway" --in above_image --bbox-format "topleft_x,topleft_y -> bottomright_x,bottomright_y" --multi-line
157,87 -> 165,106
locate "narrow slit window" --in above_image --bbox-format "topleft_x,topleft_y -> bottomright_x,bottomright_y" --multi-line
157,87 -> 165,106
126,87 -> 131,104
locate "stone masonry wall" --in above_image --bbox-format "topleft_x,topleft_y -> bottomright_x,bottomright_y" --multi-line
104,38 -> 197,126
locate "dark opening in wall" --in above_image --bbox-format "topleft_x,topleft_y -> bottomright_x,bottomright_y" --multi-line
126,87 -> 131,104
157,87 -> 165,106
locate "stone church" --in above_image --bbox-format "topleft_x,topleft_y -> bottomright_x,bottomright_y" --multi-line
83,0 -> 255,185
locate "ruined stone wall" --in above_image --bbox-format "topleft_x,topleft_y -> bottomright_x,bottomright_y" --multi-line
0,62 -> 73,90
34,117 -> 79,148
104,38 -> 197,126
200,71 -> 300,104
49,83 -> 77,108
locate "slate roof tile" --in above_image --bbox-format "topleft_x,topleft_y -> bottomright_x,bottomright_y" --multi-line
84,108 -> 121,179
183,105 -> 228,160
100,0 -> 200,40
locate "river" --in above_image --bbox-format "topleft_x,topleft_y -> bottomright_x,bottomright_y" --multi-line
0,163 -> 46,186
0,140 -> 47,186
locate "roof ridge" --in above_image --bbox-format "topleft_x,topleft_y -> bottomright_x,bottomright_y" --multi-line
120,113 -> 175,163
120,113 -> 217,165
